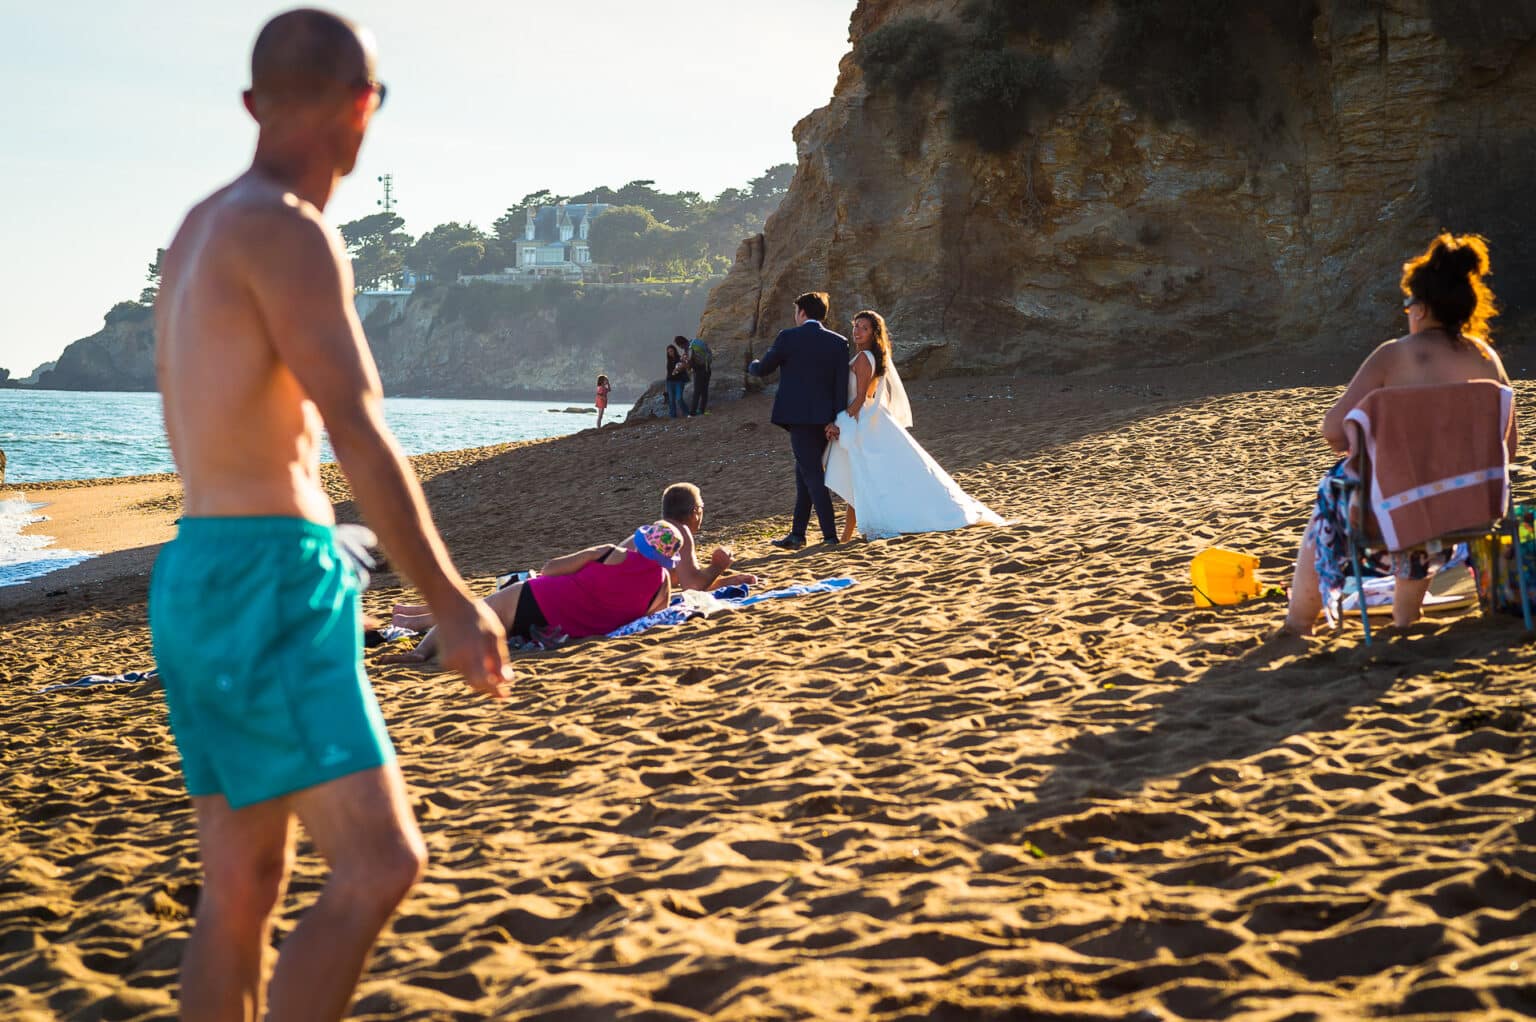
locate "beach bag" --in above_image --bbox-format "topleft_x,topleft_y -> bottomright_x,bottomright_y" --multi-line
1469,504 -> 1536,616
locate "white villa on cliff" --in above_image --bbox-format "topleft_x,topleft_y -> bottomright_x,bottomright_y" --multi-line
513,202 -> 610,278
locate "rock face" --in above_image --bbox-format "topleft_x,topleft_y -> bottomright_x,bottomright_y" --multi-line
21,361 -> 57,385
36,281 -> 712,399
366,281 -> 712,399
36,314 -> 157,392
692,0 -> 1536,401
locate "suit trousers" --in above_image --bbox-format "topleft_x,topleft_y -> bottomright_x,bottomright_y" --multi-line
787,424 -> 838,542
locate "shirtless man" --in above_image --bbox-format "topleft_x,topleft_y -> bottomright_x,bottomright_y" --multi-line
150,10 -> 512,1021
659,482 -> 758,591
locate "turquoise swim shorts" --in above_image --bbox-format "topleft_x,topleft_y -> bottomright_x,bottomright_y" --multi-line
149,517 -> 394,809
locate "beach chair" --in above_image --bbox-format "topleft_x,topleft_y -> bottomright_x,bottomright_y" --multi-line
1329,380 -> 1531,644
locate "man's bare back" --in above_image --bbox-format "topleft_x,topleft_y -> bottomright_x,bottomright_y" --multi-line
151,12 -> 512,1019
158,173 -> 356,523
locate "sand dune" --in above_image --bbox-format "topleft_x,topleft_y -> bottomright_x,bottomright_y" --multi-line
3,361 -> 1535,1020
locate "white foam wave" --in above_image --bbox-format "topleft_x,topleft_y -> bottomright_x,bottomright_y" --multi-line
0,495 -> 94,587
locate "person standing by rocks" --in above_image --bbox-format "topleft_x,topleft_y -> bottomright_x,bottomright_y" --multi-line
688,336 -> 713,416
665,339 -> 689,418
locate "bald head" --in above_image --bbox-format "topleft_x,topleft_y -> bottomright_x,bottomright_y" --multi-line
250,8 -> 373,111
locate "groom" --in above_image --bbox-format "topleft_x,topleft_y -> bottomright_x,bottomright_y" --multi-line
747,291 -> 850,548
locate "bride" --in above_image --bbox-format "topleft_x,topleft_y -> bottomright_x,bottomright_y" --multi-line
824,310 -> 1004,541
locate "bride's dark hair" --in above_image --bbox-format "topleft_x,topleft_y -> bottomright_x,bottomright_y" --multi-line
853,310 -> 892,378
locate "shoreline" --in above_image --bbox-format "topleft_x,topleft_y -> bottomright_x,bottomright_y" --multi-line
0,435 -> 576,604
4,384 -> 645,404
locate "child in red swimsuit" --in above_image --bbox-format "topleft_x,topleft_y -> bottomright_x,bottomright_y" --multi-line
595,374 -> 611,428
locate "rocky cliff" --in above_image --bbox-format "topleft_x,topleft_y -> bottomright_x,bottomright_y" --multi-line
366,280 -> 712,399
692,0 -> 1536,400
36,280 -> 712,399
36,311 -> 157,392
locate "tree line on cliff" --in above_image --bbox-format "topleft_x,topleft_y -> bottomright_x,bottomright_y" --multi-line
337,164 -> 794,291
92,163 -> 792,330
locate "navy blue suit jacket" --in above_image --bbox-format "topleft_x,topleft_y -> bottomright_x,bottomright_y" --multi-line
748,320 -> 851,427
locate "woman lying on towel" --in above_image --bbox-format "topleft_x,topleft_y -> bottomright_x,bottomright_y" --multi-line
382,521 -> 684,661
1283,233 -> 1514,635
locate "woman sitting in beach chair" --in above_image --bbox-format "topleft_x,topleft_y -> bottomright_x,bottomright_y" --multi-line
1282,233 -> 1515,635
383,521 -> 684,661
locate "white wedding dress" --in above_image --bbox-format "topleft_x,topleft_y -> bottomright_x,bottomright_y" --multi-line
823,351 -> 1005,539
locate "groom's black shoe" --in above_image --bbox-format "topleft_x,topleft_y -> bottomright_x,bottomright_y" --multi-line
770,534 -> 806,550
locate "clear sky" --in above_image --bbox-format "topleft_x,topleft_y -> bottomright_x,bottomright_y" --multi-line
0,0 -> 857,377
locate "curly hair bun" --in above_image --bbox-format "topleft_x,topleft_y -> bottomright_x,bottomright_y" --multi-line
1428,235 -> 1489,279
1401,232 -> 1498,341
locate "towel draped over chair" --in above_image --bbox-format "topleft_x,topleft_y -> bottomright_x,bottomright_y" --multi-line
1343,380 -> 1515,552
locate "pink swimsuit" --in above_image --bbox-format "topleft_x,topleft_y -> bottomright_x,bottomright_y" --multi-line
527,550 -> 664,637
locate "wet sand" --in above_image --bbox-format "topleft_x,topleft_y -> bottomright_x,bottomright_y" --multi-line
3,361 -> 1535,1020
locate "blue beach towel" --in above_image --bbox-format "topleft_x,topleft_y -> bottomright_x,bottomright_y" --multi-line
606,577 -> 855,638
42,669 -> 159,694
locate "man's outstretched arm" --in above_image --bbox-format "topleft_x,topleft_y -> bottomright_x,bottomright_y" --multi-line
747,332 -> 788,377
245,208 -> 510,697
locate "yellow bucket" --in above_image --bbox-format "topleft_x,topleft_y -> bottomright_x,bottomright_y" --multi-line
1191,547 -> 1263,607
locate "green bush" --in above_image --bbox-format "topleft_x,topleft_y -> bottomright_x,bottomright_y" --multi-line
1103,0 -> 1318,129
948,49 -> 1064,152
857,17 -> 953,99
440,281 -> 541,333
104,300 -> 152,326
966,0 -> 1086,46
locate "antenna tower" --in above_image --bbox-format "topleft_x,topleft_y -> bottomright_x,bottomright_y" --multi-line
377,173 -> 395,213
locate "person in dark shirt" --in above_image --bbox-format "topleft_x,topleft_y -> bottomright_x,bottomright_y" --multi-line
688,337 -> 713,415
665,339 -> 689,418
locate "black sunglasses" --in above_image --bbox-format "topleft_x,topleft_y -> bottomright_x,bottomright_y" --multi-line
355,78 -> 387,109
1402,294 -> 1420,310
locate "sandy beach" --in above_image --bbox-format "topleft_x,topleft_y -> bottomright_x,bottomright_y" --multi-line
3,360 -> 1536,1020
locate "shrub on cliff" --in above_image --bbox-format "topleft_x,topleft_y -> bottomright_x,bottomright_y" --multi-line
857,17 -> 953,99
104,301 -> 152,326
966,0 -> 1086,46
440,280 -> 545,333
1103,0 -> 1317,131
948,49 -> 1064,153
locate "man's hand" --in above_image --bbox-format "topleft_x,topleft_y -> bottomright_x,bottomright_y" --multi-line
826,423 -> 841,440
709,546 -> 734,571
428,595 -> 513,699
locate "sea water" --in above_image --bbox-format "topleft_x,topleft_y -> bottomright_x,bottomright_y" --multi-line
0,389 -> 621,586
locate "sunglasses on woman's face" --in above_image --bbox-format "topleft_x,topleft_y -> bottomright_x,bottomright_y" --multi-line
1403,296 -> 1421,311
